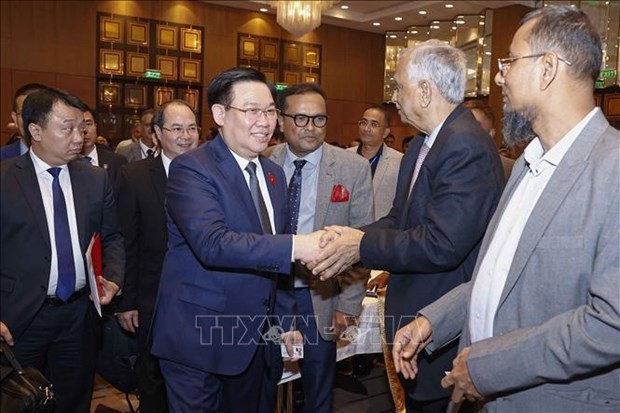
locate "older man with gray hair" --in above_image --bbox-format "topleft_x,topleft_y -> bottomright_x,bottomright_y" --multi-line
309,40 -> 504,412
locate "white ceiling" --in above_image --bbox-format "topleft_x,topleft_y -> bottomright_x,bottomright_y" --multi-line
202,1 -> 536,34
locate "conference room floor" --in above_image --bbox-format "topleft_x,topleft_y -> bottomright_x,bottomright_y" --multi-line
90,364 -> 393,413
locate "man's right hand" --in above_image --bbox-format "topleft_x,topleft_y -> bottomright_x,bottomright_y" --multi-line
392,316 -> 433,379
0,321 -> 14,346
117,310 -> 139,334
294,230 -> 327,263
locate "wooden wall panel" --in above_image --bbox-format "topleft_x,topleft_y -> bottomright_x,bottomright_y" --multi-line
0,1 -> 385,146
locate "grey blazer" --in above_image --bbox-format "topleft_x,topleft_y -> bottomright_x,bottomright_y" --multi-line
348,144 -> 403,220
269,142 -> 375,340
116,141 -> 143,162
421,110 -> 620,412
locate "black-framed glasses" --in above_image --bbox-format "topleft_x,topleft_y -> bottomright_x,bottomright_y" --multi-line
162,126 -> 201,136
497,53 -> 572,76
358,119 -> 385,129
227,105 -> 278,121
281,113 -> 328,128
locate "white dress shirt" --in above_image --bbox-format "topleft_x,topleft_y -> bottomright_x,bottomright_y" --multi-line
30,151 -> 86,295
229,150 -> 276,234
161,151 -> 172,177
469,108 -> 598,343
84,146 -> 100,166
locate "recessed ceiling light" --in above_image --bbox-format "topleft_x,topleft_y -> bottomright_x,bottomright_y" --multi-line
373,22 -> 381,26
418,10 -> 427,15
432,20 -> 439,23
479,21 -> 485,25
445,4 -> 454,8
259,7 -> 268,12
411,30 -> 418,34
389,34 -> 397,38
430,25 -> 440,29
394,16 -> 403,21
455,19 -> 465,25
341,5 -> 349,9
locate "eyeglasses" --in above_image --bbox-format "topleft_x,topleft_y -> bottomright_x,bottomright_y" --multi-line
281,113 -> 328,128
161,126 -> 201,137
227,105 -> 278,121
358,119 -> 385,129
497,53 -> 572,76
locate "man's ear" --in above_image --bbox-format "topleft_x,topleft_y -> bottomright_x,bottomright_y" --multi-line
28,123 -> 41,142
153,125 -> 163,142
212,104 -> 226,127
10,111 -> 18,126
419,80 -> 432,108
540,52 -> 559,90
382,127 -> 391,139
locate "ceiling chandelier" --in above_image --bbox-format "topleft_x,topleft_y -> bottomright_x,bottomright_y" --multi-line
269,1 -> 338,38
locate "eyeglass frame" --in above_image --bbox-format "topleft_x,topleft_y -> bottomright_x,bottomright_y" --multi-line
280,113 -> 329,128
497,52 -> 572,76
226,105 -> 278,121
161,126 -> 202,136
357,119 -> 387,129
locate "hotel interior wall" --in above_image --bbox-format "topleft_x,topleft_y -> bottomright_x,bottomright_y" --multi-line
0,1 -> 386,146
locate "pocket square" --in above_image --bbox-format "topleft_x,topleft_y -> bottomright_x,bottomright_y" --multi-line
330,184 -> 350,202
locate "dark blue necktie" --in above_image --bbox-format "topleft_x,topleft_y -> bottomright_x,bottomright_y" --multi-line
47,167 -> 76,301
245,162 -> 273,234
287,159 -> 307,234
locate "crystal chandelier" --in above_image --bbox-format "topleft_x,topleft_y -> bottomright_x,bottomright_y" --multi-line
269,1 -> 338,38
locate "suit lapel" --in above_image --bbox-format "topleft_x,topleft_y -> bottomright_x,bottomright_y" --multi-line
14,155 -> 51,249
314,144 -> 335,230
150,158 -> 167,207
497,111 -> 610,308
397,138 -> 423,226
68,161 -> 89,253
373,143 -> 389,189
260,157 -> 284,234
213,137 -> 264,234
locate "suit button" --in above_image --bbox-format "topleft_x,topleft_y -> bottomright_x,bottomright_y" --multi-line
40,285 -> 46,291
44,256 -> 50,262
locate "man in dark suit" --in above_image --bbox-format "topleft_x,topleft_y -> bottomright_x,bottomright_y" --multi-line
116,109 -> 159,162
0,88 -> 125,412
309,40 -> 505,412
116,99 -> 200,412
0,83 -> 47,161
81,106 -> 127,196
149,68 -> 324,412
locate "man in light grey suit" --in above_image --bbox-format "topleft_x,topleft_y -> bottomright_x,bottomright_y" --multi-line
392,6 -> 620,412
349,105 -> 403,220
116,109 -> 158,162
268,83 -> 374,412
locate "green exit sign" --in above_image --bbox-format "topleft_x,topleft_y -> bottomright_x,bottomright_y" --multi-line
145,69 -> 161,79
275,83 -> 288,91
599,69 -> 617,79
595,80 -> 605,89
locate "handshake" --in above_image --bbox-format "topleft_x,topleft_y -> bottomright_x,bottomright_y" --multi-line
293,226 -> 364,280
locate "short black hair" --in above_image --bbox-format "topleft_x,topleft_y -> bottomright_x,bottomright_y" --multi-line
13,83 -> 48,112
22,88 -> 86,140
207,67 -> 274,108
83,105 -> 97,123
277,82 -> 325,113
363,104 -> 391,126
152,100 -> 196,130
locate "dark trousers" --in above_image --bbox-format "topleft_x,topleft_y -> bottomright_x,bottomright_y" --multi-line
137,312 -> 169,413
159,344 -> 268,413
9,295 -> 91,413
295,287 -> 336,413
406,396 -> 450,413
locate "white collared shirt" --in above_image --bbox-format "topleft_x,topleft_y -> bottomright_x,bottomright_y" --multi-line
84,146 -> 100,166
30,151 -> 87,295
139,140 -> 158,159
229,149 -> 276,234
161,151 -> 172,177
469,108 -> 598,343
424,118 -> 447,149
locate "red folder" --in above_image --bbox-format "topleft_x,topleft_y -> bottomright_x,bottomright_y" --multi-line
91,233 -> 104,297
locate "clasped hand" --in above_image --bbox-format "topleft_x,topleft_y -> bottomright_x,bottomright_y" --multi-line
293,226 -> 364,280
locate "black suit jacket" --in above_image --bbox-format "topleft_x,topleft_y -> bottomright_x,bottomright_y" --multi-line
360,105 -> 505,400
115,157 -> 167,318
96,143 -> 127,197
0,153 -> 125,341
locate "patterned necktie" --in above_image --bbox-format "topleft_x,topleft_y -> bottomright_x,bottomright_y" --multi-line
245,162 -> 273,234
47,168 -> 76,301
146,149 -> 154,159
287,159 -> 307,234
82,156 -> 93,164
408,143 -> 431,198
